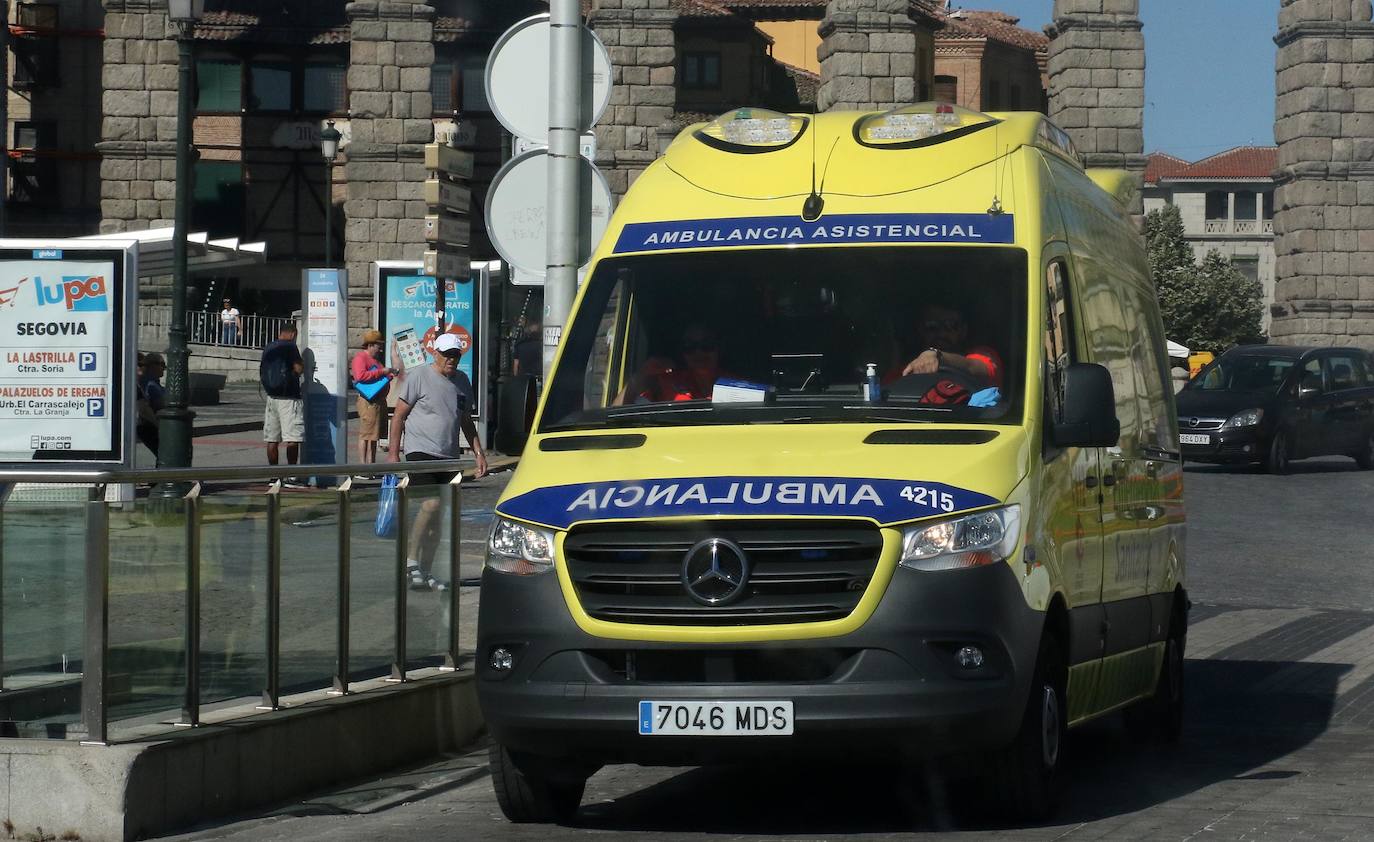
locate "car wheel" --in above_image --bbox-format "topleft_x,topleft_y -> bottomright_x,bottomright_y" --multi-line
1124,602 -> 1186,743
1355,431 -> 1374,470
1265,432 -> 1291,475
489,742 -> 588,824
989,632 -> 1066,822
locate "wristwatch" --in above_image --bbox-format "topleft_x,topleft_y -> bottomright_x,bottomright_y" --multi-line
927,347 -> 943,367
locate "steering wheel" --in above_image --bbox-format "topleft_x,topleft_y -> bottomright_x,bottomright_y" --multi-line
885,365 -> 989,402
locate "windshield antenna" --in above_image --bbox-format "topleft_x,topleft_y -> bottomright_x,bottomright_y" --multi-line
988,124 -> 1005,216
802,120 -> 827,222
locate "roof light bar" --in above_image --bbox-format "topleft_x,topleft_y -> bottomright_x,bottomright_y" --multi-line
696,107 -> 808,152
856,102 -> 998,147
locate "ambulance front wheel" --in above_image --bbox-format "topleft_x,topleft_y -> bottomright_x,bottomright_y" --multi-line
490,742 -> 590,824
989,631 -> 1066,822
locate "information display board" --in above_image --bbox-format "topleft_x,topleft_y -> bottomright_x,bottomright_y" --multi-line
0,243 -> 135,465
302,268 -> 347,476
374,263 -> 483,417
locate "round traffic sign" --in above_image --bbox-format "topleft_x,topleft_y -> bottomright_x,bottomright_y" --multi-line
484,13 -> 613,143
484,149 -> 613,277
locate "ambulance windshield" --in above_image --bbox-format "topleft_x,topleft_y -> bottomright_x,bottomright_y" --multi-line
540,246 -> 1027,432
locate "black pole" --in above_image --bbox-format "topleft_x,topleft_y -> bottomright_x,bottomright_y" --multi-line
157,25 -> 196,474
324,159 -> 333,268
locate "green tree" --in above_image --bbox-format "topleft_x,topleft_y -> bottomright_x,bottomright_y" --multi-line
1143,205 -> 1263,351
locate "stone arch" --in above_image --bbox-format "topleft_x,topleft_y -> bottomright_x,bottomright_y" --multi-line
1270,0 -> 1374,349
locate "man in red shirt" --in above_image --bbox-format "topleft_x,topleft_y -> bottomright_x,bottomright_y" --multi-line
900,302 -> 1002,404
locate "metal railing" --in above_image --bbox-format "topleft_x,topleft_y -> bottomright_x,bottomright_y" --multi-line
138,310 -> 296,350
0,460 -> 509,745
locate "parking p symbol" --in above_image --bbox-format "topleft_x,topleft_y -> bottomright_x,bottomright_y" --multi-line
86,398 -> 105,417
79,352 -> 97,372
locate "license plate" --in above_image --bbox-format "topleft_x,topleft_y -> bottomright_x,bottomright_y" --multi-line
1179,433 -> 1210,445
638,701 -> 793,736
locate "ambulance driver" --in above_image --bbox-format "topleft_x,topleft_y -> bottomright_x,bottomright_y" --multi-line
897,301 -> 1003,405
618,323 -> 728,404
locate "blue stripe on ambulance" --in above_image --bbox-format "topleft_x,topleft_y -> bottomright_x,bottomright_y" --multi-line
612,213 -> 1014,254
495,476 -> 1000,531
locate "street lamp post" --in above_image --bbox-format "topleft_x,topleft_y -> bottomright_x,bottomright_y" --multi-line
158,0 -> 205,476
320,120 -> 341,268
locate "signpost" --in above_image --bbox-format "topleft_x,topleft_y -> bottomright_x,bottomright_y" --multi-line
486,9 -> 612,376
302,267 -> 347,483
0,241 -> 136,466
423,141 -> 473,340
484,149 -> 613,278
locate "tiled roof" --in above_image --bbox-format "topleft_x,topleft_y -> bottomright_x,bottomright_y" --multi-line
780,60 -> 820,105
1145,147 -> 1278,183
939,9 -> 1047,52
1143,152 -> 1190,184
197,0 -> 347,44
673,0 -> 735,17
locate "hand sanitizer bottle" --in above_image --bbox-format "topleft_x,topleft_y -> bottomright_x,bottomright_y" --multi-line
864,362 -> 881,403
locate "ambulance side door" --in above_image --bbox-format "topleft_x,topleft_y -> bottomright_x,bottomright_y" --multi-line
1041,255 -> 1108,722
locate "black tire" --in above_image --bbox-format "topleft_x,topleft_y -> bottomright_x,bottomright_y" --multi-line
1354,431 -> 1374,470
1124,602 -> 1186,743
1265,432 -> 1291,475
989,632 -> 1067,822
489,742 -> 587,824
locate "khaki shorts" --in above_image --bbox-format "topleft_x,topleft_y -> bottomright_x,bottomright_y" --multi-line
357,396 -> 387,441
263,396 -> 304,443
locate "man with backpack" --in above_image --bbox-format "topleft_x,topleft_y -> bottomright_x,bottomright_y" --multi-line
261,323 -> 305,470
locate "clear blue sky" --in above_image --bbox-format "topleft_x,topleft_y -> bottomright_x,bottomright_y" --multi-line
948,0 -> 1279,160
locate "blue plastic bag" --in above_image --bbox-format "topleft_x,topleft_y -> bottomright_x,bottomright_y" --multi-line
375,474 -> 399,538
969,387 -> 1002,408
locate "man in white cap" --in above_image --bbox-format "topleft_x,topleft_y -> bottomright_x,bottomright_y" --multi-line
388,332 -> 488,591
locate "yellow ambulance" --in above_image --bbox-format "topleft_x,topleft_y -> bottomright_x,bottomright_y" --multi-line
478,103 -> 1187,824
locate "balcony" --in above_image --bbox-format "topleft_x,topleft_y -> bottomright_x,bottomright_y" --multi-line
1202,218 -> 1273,236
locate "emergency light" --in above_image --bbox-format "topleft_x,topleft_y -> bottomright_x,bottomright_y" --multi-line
695,107 -> 808,152
855,102 -> 999,147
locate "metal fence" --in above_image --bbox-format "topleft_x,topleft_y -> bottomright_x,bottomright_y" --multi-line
139,310 -> 296,349
0,460 -> 503,745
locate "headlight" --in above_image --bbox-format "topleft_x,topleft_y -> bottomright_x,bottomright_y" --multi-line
899,505 -> 1021,572
1222,408 -> 1264,429
486,517 -> 556,575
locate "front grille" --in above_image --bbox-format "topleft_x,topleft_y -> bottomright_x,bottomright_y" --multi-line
585,648 -> 858,683
563,521 -> 884,626
1179,417 -> 1225,431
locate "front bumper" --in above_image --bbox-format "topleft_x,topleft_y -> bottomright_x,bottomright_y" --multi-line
1179,425 -> 1265,463
476,560 -> 1044,766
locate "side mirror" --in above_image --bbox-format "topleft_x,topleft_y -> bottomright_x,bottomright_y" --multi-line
1052,363 -> 1120,448
494,374 -> 537,456
1298,372 -> 1322,398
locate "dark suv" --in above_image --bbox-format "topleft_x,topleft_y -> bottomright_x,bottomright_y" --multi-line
1176,345 -> 1374,474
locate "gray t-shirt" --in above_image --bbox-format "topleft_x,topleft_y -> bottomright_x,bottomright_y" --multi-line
397,364 -> 474,458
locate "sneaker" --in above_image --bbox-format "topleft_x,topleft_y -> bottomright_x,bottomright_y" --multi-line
283,476 -> 309,488
426,575 -> 450,593
408,568 -> 430,591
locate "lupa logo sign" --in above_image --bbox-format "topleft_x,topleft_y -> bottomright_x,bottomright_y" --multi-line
34,275 -> 108,312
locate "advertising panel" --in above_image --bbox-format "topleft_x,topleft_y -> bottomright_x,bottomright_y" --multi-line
302,268 -> 347,477
0,245 -> 133,465
375,264 -> 482,417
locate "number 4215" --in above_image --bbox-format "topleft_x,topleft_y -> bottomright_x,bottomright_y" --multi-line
899,485 -> 955,512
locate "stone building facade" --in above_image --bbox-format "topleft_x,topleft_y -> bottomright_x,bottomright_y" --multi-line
1270,0 -> 1374,349
815,0 -> 940,112
1144,148 -> 1279,333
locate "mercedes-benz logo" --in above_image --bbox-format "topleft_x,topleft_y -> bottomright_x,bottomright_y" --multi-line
681,538 -> 751,606
1188,417 -> 1200,428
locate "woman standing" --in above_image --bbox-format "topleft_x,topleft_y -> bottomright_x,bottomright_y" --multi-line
351,329 -> 397,463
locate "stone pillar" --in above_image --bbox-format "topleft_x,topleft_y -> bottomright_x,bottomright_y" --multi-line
1271,0 -> 1374,349
1046,0 -> 1146,211
589,0 -> 678,199
344,0 -> 437,335
817,0 -> 918,112
98,0 -> 180,236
